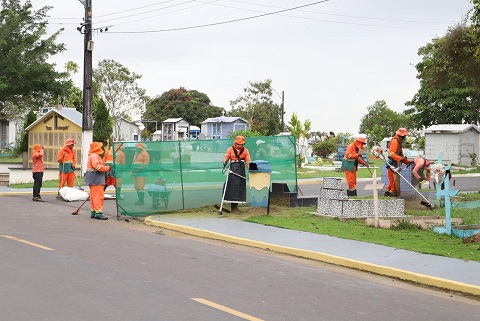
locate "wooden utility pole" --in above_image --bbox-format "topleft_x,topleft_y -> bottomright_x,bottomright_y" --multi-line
80,0 -> 93,175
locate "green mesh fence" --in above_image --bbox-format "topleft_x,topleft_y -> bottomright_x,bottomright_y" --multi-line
113,135 -> 297,216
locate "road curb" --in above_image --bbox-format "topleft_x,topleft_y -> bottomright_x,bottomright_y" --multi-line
145,217 -> 480,297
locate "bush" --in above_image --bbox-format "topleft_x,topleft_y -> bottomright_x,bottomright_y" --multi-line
312,138 -> 337,158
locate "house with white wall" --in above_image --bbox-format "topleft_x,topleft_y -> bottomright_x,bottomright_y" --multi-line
424,124 -> 480,166
200,116 -> 248,139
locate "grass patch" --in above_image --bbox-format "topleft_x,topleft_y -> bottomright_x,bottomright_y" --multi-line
0,156 -> 22,163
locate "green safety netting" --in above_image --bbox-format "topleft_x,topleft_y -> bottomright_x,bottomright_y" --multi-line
113,136 -> 297,216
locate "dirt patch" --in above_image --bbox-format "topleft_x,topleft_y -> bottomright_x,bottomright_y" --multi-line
462,233 -> 480,244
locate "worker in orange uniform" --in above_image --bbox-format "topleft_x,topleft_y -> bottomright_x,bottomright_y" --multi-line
343,137 -> 369,197
385,128 -> 412,197
84,142 -> 111,220
221,136 -> 251,209
32,144 -> 45,202
103,143 -> 126,199
131,142 -> 150,205
57,138 -> 76,196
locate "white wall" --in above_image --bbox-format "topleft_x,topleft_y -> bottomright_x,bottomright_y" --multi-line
425,131 -> 479,166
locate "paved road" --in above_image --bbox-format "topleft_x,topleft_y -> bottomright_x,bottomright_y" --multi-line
1,194 -> 479,321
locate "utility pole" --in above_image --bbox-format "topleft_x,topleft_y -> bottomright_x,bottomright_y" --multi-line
79,0 -> 93,175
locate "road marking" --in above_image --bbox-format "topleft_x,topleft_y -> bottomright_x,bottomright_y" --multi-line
1,235 -> 54,251
192,298 -> 264,321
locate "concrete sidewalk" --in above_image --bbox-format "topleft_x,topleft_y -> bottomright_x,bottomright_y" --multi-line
145,214 -> 480,297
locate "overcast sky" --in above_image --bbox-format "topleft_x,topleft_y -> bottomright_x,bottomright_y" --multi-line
39,0 -> 472,135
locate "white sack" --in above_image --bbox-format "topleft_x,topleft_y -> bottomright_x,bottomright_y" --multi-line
59,187 -> 89,202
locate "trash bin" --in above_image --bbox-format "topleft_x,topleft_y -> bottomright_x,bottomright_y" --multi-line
248,160 -> 271,207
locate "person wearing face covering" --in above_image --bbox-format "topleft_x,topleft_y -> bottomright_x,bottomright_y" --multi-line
56,138 -> 77,196
221,136 -> 251,207
32,144 -> 45,202
385,128 -> 413,197
131,142 -> 150,205
343,137 -> 369,197
84,142 -> 111,220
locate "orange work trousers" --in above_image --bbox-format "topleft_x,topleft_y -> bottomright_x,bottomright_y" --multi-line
58,172 -> 74,189
387,169 -> 401,196
345,167 -> 357,190
89,185 -> 105,212
134,176 -> 146,191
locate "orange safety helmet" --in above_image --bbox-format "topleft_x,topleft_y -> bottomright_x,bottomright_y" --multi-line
135,142 -> 145,149
33,144 -> 42,152
234,136 -> 245,145
65,138 -> 75,146
89,142 -> 104,154
396,128 -> 410,137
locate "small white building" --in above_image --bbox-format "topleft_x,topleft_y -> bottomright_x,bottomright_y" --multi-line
424,124 -> 480,166
161,118 -> 190,141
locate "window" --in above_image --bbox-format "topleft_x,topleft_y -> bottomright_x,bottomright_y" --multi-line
212,123 -> 221,139
234,123 -> 246,132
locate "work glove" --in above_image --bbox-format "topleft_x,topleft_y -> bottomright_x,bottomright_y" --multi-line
419,180 -> 426,185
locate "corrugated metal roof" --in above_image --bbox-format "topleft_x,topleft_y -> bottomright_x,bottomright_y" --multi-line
424,124 -> 480,134
162,118 -> 184,123
26,107 -> 83,131
201,116 -> 247,123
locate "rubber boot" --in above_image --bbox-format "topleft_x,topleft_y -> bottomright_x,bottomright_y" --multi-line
116,187 -> 124,200
134,191 -> 144,205
90,210 -> 96,219
94,212 -> 108,220
347,189 -> 357,197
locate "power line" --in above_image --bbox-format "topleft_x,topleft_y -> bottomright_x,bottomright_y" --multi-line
107,0 -> 330,34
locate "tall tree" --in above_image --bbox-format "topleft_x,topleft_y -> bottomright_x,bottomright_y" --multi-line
18,107 -> 36,153
93,59 -> 147,140
143,87 -> 222,127
405,22 -> 480,128
93,98 -> 113,147
0,0 -> 66,116
359,100 -> 411,145
228,79 -> 282,136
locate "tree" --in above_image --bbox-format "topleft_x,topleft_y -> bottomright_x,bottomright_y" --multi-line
18,107 -> 36,153
228,79 -> 282,135
93,59 -> 147,140
93,99 -> 113,147
405,23 -> 480,128
0,0 -> 67,116
288,113 -> 312,167
359,100 -> 411,145
143,87 -> 222,127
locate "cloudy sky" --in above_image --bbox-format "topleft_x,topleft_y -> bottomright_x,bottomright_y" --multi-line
38,0 -> 472,135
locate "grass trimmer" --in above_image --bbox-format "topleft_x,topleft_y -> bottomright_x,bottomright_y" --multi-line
372,147 -> 434,210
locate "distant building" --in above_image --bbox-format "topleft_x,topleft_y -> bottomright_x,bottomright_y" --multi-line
424,124 -> 480,166
200,116 -> 248,139
115,117 -> 141,142
189,125 -> 200,139
25,106 -> 82,168
161,118 -> 190,141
